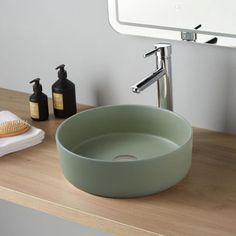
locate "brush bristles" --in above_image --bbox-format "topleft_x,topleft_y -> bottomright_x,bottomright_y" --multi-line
0,120 -> 30,138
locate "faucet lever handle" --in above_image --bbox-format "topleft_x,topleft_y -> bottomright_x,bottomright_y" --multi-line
144,44 -> 172,59
143,48 -> 159,58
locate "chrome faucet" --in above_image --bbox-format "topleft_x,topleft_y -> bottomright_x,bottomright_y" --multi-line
132,43 -> 173,111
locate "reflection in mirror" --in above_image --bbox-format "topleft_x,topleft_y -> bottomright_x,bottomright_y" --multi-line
108,0 -> 236,47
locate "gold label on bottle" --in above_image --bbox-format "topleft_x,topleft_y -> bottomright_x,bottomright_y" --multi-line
53,93 -> 64,110
30,102 -> 39,119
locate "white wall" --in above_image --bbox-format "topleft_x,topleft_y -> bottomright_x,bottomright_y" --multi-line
0,0 -> 235,133
225,51 -> 236,134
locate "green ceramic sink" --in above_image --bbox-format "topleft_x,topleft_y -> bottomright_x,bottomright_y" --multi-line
56,105 -> 192,198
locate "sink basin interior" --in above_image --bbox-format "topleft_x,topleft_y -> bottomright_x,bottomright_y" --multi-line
72,132 -> 178,161
58,105 -> 191,161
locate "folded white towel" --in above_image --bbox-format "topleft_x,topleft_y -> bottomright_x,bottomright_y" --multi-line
0,111 -> 45,157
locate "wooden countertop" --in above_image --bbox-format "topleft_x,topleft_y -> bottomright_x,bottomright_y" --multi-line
0,88 -> 236,236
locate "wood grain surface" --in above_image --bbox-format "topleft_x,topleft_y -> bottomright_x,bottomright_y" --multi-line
0,88 -> 236,236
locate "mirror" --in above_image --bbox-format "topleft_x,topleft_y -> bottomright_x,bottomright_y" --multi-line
108,0 -> 236,47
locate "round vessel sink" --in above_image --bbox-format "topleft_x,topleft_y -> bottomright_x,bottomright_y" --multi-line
56,105 -> 192,198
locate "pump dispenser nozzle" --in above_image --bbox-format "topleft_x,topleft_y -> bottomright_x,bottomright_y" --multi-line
56,64 -> 67,80
30,78 -> 42,93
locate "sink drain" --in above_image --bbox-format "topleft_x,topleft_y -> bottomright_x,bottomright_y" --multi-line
113,155 -> 137,161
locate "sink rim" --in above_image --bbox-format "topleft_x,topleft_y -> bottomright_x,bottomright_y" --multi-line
56,104 -> 192,163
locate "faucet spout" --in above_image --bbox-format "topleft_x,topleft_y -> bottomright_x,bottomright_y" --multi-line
132,66 -> 166,93
131,43 -> 173,111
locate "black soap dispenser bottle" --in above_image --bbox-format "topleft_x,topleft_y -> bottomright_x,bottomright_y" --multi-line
52,64 -> 77,118
29,78 -> 49,121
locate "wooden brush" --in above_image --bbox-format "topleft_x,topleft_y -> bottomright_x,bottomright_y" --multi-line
0,120 -> 30,138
